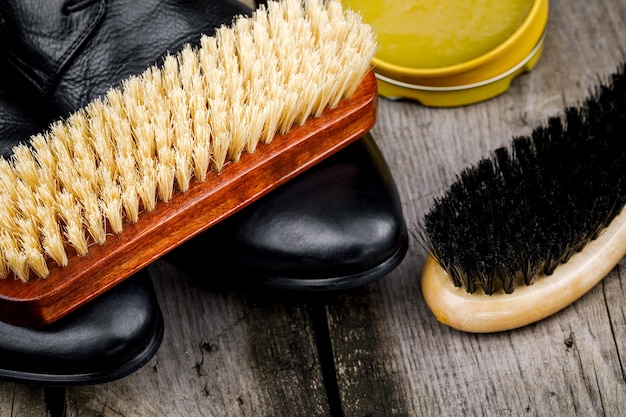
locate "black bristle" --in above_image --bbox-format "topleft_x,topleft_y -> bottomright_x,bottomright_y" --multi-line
420,62 -> 626,294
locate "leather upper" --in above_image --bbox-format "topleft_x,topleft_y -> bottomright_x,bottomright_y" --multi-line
170,134 -> 409,289
0,72 -> 45,157
0,270 -> 163,384
0,0 -> 250,119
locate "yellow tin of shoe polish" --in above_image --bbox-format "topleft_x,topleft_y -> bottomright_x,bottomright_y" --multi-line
342,0 -> 548,107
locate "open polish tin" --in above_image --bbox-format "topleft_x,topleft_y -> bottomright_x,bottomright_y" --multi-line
344,0 -> 549,106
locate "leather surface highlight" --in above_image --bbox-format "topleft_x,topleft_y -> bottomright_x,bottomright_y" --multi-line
0,270 -> 163,385
171,134 -> 409,289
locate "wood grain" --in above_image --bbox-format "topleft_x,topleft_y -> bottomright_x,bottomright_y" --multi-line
0,384 -> 47,417
64,260 -> 331,417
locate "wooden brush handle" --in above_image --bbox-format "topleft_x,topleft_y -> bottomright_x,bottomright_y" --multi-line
0,70 -> 378,327
422,207 -> 626,333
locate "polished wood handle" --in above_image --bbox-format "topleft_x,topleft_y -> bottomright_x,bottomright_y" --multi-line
0,70 -> 378,327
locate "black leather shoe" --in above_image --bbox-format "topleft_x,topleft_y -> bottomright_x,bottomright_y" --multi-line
0,270 -> 163,386
0,0 -> 407,291
172,133 -> 408,291
0,68 -> 164,386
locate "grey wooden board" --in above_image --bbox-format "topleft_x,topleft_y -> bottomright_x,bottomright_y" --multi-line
326,0 -> 626,415
0,0 -> 625,416
63,259 -> 331,417
0,385 -> 47,417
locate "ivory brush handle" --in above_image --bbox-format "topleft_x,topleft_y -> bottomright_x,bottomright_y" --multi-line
421,207 -> 626,333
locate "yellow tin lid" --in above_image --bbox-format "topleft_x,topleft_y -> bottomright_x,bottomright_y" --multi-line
343,0 -> 549,107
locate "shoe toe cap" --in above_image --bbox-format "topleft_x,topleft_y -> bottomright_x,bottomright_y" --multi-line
182,134 -> 408,289
0,269 -> 163,385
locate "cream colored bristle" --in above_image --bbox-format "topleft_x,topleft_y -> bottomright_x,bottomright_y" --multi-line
192,109 -> 212,180
57,191 -> 89,256
98,167 -> 124,234
0,0 -> 376,281
138,160 -> 158,213
0,232 -> 29,282
18,218 -> 48,279
37,205 -> 68,267
12,145 -> 40,190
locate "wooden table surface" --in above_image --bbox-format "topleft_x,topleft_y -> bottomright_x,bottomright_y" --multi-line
2,0 -> 625,416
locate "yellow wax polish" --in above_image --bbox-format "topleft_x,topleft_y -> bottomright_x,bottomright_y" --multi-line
342,0 -> 548,106
343,0 -> 533,68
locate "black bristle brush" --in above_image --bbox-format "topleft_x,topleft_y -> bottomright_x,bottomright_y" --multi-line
419,62 -> 626,333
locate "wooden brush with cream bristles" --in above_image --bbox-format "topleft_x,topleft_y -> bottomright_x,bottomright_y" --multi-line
0,0 -> 378,326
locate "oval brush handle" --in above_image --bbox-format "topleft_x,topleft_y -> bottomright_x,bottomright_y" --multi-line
421,207 -> 626,333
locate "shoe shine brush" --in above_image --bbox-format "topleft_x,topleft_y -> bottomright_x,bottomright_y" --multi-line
420,62 -> 626,333
0,0 -> 378,326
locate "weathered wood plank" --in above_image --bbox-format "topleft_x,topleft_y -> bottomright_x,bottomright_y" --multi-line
0,384 -> 47,417
602,261 -> 626,392
64,258 -> 330,416
328,0 -> 626,415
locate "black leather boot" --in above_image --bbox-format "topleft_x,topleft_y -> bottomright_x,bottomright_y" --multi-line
0,270 -> 163,385
0,0 -> 407,291
173,133 -> 408,291
0,73 -> 164,386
